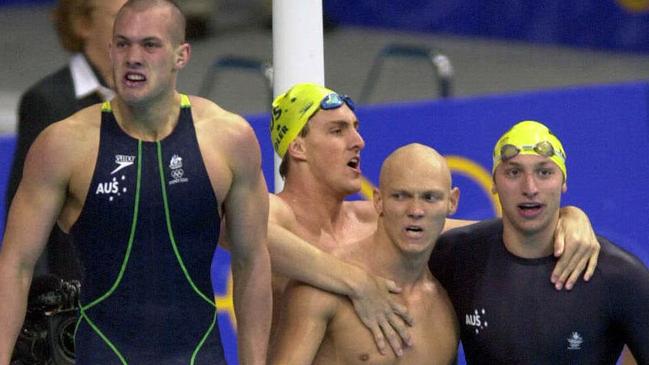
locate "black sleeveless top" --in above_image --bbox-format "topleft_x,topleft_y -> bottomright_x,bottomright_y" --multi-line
71,95 -> 226,364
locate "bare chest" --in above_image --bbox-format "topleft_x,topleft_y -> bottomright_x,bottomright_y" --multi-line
315,292 -> 457,365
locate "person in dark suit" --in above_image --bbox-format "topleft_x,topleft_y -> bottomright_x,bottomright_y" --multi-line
7,0 -> 126,280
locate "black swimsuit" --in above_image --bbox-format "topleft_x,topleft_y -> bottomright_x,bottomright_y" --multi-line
71,95 -> 227,364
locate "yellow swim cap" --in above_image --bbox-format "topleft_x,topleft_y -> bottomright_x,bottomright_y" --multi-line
270,83 -> 354,158
492,120 -> 567,179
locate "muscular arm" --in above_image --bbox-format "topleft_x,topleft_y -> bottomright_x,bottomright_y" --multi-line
269,281 -> 338,365
221,119 -> 272,365
268,195 -> 412,355
268,217 -> 373,295
0,127 -> 70,364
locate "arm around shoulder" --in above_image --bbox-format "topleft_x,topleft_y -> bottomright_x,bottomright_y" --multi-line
267,194 -> 369,294
268,196 -> 413,356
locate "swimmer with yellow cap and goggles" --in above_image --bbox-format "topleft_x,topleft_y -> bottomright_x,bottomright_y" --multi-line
492,120 -> 567,180
271,83 -> 356,159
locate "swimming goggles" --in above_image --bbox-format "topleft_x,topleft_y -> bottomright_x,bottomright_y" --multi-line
320,93 -> 356,111
499,140 -> 566,163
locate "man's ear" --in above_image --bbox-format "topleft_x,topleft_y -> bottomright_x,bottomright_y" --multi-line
287,137 -> 307,161
174,43 -> 191,70
448,187 -> 460,216
372,187 -> 383,216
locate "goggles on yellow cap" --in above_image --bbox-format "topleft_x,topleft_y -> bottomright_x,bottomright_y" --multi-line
270,83 -> 355,158
492,120 -> 567,179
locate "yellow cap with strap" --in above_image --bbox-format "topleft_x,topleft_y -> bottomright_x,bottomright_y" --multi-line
270,83 -> 337,158
492,120 -> 567,179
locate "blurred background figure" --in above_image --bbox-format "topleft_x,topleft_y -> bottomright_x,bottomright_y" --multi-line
7,0 -> 126,281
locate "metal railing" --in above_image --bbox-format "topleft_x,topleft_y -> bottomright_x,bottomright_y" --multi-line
198,55 -> 274,105
358,43 -> 454,104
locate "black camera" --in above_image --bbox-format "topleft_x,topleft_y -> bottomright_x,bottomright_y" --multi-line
11,275 -> 80,365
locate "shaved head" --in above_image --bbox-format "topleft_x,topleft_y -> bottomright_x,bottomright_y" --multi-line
379,143 -> 452,191
372,143 -> 459,259
116,0 -> 186,45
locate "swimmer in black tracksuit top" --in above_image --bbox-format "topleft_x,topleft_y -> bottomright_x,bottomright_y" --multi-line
429,121 -> 649,364
430,219 -> 649,364
0,1 -> 271,364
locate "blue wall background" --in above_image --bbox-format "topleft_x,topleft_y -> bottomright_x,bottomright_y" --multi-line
5,0 -> 649,52
0,81 -> 647,363
324,0 -> 649,53
0,0 -> 52,5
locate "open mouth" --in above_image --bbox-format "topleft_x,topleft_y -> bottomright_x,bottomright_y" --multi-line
124,72 -> 146,86
518,202 -> 543,216
405,226 -> 423,233
347,156 -> 360,170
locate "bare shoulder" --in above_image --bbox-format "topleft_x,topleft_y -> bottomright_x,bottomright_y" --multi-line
269,193 -> 296,226
30,105 -> 101,163
412,272 -> 458,334
19,105 -> 101,222
284,279 -> 341,315
419,272 -> 458,323
422,273 -> 451,299
443,217 -> 476,232
344,199 -> 377,223
188,96 -> 264,209
271,280 -> 343,364
189,96 -> 254,141
189,96 -> 260,168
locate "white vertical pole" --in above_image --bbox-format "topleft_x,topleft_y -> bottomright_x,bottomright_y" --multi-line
272,0 -> 325,192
